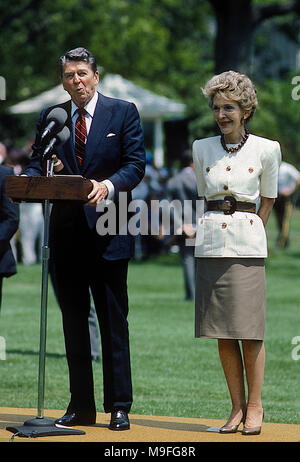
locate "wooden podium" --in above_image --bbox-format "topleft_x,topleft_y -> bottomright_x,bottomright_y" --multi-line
6,174 -> 93,203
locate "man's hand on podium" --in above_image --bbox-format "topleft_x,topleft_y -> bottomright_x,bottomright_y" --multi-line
87,180 -> 108,206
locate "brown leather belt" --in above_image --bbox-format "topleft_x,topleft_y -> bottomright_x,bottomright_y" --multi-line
207,196 -> 256,215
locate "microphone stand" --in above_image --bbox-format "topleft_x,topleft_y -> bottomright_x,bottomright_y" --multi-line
7,155 -> 85,439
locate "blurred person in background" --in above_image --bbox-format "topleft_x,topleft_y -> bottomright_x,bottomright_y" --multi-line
0,163 -> 19,310
273,160 -> 300,248
0,142 -> 7,165
166,149 -> 198,300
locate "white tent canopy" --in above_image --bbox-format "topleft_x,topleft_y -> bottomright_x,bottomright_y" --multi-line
10,74 -> 186,167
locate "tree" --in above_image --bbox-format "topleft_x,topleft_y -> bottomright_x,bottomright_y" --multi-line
1,0 -> 300,164
0,0 -> 212,105
208,0 -> 300,73
0,0 -> 213,147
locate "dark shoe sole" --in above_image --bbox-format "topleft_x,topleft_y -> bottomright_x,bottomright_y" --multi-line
109,424 -> 130,431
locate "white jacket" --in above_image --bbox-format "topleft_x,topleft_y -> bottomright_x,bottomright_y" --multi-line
192,134 -> 281,258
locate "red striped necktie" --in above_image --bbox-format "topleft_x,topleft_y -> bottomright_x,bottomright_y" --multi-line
75,108 -> 87,167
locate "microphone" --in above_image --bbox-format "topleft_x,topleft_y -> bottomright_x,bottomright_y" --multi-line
42,126 -> 70,160
40,108 -> 68,142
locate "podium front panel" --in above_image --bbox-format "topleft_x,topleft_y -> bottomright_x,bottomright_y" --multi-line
6,175 -> 93,202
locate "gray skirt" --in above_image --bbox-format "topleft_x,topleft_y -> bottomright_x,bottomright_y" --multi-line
195,258 -> 266,340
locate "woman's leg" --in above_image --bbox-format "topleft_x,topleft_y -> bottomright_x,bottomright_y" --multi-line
242,340 -> 265,427
218,339 -> 247,425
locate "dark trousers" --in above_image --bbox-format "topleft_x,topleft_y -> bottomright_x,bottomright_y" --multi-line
179,242 -> 195,301
273,195 -> 292,248
50,208 -> 132,414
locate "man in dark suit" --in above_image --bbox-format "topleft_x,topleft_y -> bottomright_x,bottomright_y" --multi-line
0,164 -> 19,310
166,150 -> 198,300
23,47 -> 145,430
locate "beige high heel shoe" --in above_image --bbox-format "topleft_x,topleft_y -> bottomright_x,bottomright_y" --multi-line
219,410 -> 246,434
242,410 -> 264,435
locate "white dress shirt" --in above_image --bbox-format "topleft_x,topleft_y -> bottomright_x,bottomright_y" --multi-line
71,91 -> 114,200
278,161 -> 300,195
192,134 -> 281,258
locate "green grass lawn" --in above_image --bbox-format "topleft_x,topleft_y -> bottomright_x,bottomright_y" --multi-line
0,209 -> 299,424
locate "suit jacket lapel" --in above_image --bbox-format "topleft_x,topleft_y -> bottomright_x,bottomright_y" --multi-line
81,93 -> 112,175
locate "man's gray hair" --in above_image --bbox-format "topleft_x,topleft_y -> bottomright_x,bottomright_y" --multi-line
59,47 -> 97,76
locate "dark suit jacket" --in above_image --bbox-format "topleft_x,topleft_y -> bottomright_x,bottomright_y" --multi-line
0,165 -> 19,277
24,92 -> 146,260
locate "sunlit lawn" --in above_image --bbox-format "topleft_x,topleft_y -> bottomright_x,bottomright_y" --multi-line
0,209 -> 299,424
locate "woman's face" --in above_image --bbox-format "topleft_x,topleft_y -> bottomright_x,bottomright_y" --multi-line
212,93 -> 249,141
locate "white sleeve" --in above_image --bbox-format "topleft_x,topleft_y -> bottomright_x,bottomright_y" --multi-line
101,179 -> 115,200
260,141 -> 282,198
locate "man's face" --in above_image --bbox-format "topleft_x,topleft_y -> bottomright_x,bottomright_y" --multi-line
62,61 -> 99,108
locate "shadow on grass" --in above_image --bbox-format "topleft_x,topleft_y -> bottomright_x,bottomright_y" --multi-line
6,349 -> 65,359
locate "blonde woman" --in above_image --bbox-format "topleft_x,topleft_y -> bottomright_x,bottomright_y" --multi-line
193,71 -> 281,435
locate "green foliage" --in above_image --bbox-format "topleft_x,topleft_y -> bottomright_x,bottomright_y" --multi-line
250,76 -> 300,167
0,0 -> 299,162
0,0 -> 214,145
0,0 -> 213,104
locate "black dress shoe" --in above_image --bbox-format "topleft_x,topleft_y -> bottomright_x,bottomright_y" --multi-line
55,412 -> 96,427
109,410 -> 130,431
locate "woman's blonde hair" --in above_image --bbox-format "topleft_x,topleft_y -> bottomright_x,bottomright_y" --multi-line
202,70 -> 258,121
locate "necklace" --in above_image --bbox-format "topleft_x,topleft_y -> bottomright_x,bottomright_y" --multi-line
221,129 -> 250,153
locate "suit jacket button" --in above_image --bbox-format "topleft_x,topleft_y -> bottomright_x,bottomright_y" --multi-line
223,185 -> 228,190
248,168 -> 254,173
226,166 -> 231,171
221,223 -> 227,229
206,167 -> 210,172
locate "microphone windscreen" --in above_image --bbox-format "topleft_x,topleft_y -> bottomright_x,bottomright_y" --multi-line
46,107 -> 68,125
56,126 -> 70,145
